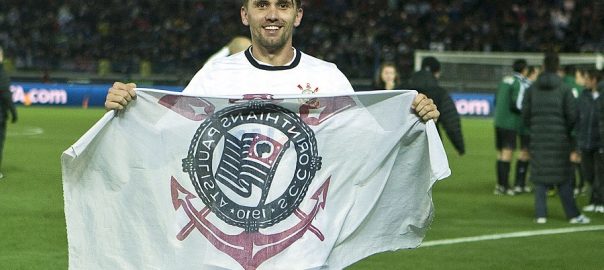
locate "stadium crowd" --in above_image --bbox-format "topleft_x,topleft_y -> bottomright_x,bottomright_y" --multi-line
0,0 -> 602,79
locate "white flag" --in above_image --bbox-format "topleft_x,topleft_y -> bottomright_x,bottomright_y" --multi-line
62,89 -> 450,270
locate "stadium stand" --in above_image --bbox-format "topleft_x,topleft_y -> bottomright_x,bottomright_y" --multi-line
0,0 -> 602,83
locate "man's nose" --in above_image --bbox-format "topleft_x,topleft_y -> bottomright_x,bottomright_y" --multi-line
265,5 -> 278,21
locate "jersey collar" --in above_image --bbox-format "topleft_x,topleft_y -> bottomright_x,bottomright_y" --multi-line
245,47 -> 301,70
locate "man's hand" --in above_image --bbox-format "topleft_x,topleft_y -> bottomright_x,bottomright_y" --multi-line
412,93 -> 439,122
105,82 -> 137,110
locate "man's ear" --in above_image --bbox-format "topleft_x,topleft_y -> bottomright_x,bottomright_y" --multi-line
293,8 -> 303,27
241,6 -> 249,26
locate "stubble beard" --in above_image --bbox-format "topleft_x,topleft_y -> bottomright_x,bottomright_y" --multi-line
252,28 -> 292,54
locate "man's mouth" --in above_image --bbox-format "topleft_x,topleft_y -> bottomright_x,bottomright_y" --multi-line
264,25 -> 281,32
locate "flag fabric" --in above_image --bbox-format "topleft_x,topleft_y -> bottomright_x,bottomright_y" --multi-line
61,89 -> 450,270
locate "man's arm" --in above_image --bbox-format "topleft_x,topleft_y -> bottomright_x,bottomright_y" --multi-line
0,59 -> 17,123
509,80 -> 522,114
521,87 -> 532,128
437,93 -> 464,155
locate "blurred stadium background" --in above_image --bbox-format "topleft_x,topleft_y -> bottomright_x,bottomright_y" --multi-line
1,0 -> 603,269
1,0 -> 603,89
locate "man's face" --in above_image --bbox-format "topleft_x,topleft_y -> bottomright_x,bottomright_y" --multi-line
241,0 -> 303,53
584,75 -> 596,89
575,70 -> 586,86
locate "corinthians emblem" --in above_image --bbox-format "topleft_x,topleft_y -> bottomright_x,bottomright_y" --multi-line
175,100 -> 329,269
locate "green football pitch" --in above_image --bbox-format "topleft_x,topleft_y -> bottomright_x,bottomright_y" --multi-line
1,107 -> 602,269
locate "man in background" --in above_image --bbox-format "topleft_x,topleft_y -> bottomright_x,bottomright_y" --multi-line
0,47 -> 18,179
204,36 -> 252,65
405,57 -> 465,156
522,52 -> 589,224
563,65 -> 586,196
493,59 -> 532,195
563,65 -> 585,98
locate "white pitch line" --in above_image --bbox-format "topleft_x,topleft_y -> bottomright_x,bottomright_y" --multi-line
420,225 -> 604,248
7,126 -> 44,136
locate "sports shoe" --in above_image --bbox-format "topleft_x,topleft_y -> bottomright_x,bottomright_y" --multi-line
595,205 -> 604,213
569,214 -> 591,224
0,172 -> 3,179
535,217 -> 547,224
583,204 -> 596,212
494,185 -> 515,196
513,186 -> 531,194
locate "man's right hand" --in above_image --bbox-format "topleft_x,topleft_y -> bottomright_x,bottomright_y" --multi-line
105,82 -> 137,110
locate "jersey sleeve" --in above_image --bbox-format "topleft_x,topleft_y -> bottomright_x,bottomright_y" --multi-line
331,64 -> 354,93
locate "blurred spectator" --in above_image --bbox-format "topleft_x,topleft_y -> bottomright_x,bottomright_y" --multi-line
372,62 -> 400,90
0,0 -> 602,79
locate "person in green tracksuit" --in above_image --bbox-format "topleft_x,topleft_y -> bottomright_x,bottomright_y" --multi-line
563,65 -> 585,99
493,59 -> 531,195
563,65 -> 586,195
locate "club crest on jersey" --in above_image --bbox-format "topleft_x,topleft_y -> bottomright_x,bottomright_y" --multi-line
298,83 -> 319,95
175,101 -> 329,269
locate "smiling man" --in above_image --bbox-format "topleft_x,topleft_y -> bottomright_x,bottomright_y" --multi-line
105,0 -> 439,121
243,0 -> 302,62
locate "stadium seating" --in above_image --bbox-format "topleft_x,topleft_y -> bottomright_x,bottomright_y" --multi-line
0,0 -> 602,80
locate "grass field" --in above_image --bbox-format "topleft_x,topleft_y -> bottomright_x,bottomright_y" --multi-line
1,107 -> 602,270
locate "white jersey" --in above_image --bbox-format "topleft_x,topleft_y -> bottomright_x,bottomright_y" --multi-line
183,48 -> 354,96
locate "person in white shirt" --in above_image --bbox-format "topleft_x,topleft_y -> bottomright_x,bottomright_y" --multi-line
105,0 -> 440,121
204,36 -> 252,65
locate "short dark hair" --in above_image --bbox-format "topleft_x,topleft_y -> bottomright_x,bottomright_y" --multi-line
242,0 -> 302,8
586,69 -> 603,84
421,57 -> 441,73
543,52 -> 560,73
512,59 -> 528,73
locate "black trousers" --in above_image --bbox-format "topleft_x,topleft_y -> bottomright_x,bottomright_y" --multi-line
581,148 -> 604,204
534,179 -> 580,219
